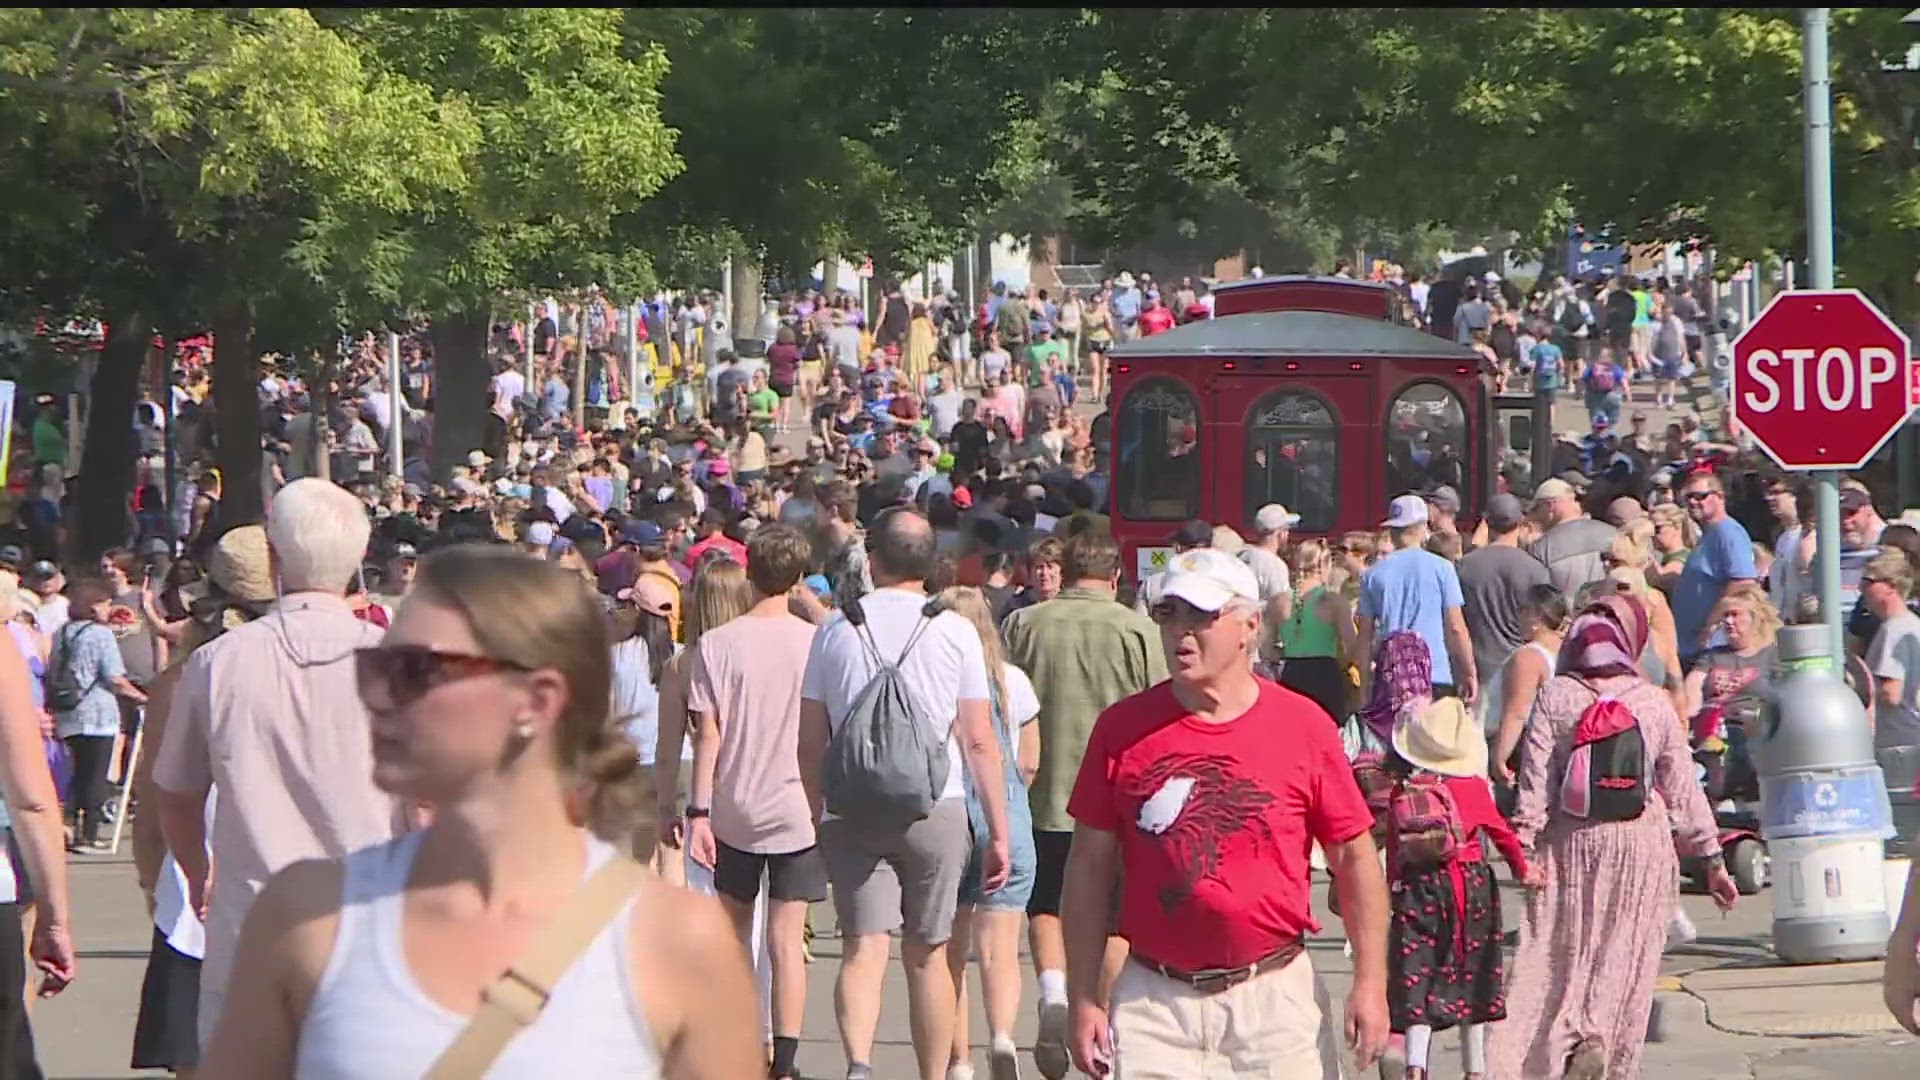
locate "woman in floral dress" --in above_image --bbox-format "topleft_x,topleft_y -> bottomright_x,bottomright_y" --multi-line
1488,595 -> 1737,1078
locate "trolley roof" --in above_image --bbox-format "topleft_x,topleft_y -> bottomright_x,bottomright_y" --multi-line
1109,310 -> 1478,360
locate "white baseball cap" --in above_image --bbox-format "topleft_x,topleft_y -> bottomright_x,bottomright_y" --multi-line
526,522 -> 556,547
1381,494 -> 1428,529
1253,504 -> 1301,534
1159,549 -> 1261,613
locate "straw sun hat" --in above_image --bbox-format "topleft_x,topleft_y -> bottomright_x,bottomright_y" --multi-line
1391,697 -> 1488,778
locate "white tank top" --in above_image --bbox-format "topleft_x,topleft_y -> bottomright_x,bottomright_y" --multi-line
293,831 -> 660,1079
1477,641 -> 1556,737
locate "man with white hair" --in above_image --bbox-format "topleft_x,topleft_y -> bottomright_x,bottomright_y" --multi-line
1062,548 -> 1389,1077
152,479 -> 399,1048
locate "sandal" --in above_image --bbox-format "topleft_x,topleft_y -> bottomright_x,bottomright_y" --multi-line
1566,1037 -> 1607,1080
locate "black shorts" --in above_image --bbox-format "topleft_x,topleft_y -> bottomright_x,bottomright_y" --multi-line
714,841 -> 829,905
1607,325 -> 1632,352
1028,830 -> 1122,928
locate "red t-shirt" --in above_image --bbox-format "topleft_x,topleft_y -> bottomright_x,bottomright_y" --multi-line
1138,306 -> 1176,337
1068,679 -> 1373,971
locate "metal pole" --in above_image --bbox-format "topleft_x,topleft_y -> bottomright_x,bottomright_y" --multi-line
1806,7 -> 1845,668
570,303 -> 587,431
161,337 -> 178,552
524,301 -> 536,386
386,330 -> 404,476
627,302 -> 641,425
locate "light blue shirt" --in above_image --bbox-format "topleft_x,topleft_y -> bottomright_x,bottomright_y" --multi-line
51,621 -> 125,739
1112,287 -> 1142,325
1673,516 -> 1757,661
1358,547 -> 1467,685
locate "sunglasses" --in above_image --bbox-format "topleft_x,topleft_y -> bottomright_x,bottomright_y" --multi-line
1682,490 -> 1717,503
1150,600 -> 1223,632
354,645 -> 529,708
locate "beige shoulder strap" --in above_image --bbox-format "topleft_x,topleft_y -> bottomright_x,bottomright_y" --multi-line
422,855 -> 651,1080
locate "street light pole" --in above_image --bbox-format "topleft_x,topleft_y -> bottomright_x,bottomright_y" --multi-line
1805,7 -> 1845,668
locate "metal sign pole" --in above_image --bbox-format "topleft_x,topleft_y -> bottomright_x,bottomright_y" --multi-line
1805,7 -> 1844,668
386,330 -> 404,476
627,301 -> 641,423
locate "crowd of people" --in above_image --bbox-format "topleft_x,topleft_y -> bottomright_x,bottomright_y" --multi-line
0,265 -> 1915,1080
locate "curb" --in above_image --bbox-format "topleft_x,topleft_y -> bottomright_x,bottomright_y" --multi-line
1675,968 -> 1904,1038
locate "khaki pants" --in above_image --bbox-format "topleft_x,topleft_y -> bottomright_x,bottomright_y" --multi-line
1111,954 -> 1347,1080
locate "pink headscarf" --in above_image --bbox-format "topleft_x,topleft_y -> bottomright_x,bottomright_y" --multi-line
1557,594 -> 1650,681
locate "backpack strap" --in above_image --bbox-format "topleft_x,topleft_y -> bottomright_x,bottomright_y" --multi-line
422,855 -> 650,1080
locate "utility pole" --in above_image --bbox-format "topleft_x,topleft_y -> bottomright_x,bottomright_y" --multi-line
1804,7 -> 1845,666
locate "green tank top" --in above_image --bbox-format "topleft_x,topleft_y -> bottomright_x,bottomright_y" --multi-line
1280,584 -> 1340,659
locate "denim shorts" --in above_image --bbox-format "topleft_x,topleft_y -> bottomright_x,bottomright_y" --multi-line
959,808 -> 1036,911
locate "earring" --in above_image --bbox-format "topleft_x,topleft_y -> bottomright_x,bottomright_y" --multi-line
513,719 -> 534,740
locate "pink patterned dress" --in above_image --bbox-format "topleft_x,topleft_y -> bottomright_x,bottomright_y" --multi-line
1486,673 -> 1719,1078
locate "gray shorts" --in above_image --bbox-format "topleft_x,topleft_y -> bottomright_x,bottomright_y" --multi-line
818,798 -> 968,945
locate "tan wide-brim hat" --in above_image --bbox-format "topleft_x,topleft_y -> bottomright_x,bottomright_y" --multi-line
1392,697 -> 1488,778
207,525 -> 276,604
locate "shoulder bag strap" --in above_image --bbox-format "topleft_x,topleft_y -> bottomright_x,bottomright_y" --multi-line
422,856 -> 651,1080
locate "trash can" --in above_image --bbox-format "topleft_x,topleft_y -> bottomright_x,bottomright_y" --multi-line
1750,625 -> 1894,963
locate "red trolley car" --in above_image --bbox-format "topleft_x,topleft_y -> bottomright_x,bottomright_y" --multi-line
1103,276 -> 1530,581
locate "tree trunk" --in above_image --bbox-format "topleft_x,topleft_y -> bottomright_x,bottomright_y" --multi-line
730,260 -> 762,342
309,370 -> 332,484
431,310 -> 492,481
210,302 -> 264,530
69,311 -> 149,563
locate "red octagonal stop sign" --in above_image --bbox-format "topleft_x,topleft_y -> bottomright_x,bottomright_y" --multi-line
1731,288 -> 1915,471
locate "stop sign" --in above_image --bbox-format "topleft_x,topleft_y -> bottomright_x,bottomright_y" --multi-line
1730,288 -> 1915,471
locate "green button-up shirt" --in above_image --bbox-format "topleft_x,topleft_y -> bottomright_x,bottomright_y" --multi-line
1003,586 -> 1168,833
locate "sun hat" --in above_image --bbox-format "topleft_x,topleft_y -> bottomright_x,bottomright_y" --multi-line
208,525 -> 276,604
1381,494 -> 1428,529
1391,697 -> 1488,778
1159,549 -> 1260,613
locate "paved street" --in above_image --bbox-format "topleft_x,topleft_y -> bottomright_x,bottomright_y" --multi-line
24,847 -> 1917,1078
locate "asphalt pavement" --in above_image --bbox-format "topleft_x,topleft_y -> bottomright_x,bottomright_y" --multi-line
25,848 -> 1919,1078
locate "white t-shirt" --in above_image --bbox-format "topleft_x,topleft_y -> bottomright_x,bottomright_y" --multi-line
1770,525 -> 1810,620
490,370 -> 526,420
800,587 -> 990,812
998,663 -> 1040,733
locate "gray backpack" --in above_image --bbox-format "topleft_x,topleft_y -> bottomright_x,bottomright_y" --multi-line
821,598 -> 952,824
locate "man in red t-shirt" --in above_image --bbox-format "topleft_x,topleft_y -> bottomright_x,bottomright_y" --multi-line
1136,295 -> 1177,338
1063,548 -> 1390,1077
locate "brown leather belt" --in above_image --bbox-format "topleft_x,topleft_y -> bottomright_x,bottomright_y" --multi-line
1133,937 -> 1304,994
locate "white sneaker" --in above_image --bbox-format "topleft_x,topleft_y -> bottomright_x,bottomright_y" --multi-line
989,1039 -> 1022,1080
1666,907 -> 1699,950
948,1064 -> 976,1080
1034,1001 -> 1070,1080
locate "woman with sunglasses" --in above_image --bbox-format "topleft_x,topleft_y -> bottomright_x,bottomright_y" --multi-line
199,546 -> 759,1080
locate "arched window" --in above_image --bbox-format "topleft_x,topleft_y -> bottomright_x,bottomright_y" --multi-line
1244,391 -> 1339,533
1115,378 -> 1201,521
1383,382 -> 1470,503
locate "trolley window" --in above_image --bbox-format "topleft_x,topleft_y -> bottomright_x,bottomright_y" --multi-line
1115,378 -> 1201,521
1243,391 -> 1339,533
1383,382 -> 1470,502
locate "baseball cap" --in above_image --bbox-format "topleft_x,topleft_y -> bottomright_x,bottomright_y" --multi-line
1159,549 -> 1261,613
1425,485 -> 1462,515
1532,478 -> 1577,504
1381,494 -> 1427,528
1170,519 -> 1214,549
620,519 -> 664,546
1558,470 -> 1592,493
708,457 -> 731,477
1484,493 -> 1527,531
25,560 -> 58,583
935,451 -> 955,471
467,449 -> 492,469
0,545 -> 23,568
526,522 -> 556,547
1253,504 -> 1301,534
1841,488 -> 1873,513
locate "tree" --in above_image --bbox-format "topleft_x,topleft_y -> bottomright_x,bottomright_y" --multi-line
316,8 -> 680,476
0,8 -> 477,552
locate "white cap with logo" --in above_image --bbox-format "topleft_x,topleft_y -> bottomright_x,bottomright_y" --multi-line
1159,549 -> 1261,613
1381,494 -> 1428,529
